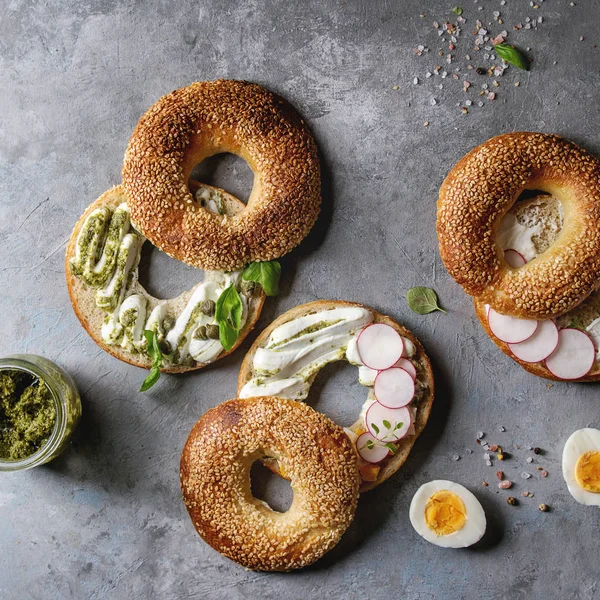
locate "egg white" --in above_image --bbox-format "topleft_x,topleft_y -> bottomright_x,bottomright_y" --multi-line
562,428 -> 600,506
409,480 -> 486,548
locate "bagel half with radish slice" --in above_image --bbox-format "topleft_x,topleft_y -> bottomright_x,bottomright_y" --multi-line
474,194 -> 600,381
237,300 -> 434,492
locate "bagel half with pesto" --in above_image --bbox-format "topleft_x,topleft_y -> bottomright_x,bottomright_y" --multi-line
237,300 -> 434,492
66,182 -> 265,374
475,195 -> 600,381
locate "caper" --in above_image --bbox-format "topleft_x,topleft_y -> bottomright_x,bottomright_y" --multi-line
121,310 -> 137,327
159,339 -> 172,355
241,280 -> 257,296
200,299 -> 216,316
206,324 -> 220,339
163,316 -> 175,332
193,325 -> 208,340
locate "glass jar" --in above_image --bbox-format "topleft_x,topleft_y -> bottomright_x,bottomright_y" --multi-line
0,354 -> 81,472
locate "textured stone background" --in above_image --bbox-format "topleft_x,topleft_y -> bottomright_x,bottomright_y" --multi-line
1,1 -> 600,598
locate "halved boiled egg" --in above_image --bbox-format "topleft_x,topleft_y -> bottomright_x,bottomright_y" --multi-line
562,428 -> 600,506
409,480 -> 486,548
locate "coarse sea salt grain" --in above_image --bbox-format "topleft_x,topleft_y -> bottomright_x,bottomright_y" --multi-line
413,77 -> 419,84
522,472 -> 532,479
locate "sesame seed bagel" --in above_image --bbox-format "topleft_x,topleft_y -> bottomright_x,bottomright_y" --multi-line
438,132 -> 600,319
66,182 -> 265,373
237,300 -> 435,493
180,396 -> 359,571
122,80 -> 321,271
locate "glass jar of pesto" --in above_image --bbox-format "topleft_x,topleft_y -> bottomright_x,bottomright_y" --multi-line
0,355 -> 81,472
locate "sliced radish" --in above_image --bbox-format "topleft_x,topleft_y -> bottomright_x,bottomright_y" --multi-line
508,319 -> 559,363
488,308 -> 538,344
374,367 -> 415,408
356,432 -> 390,463
393,358 -> 417,381
545,328 -> 596,380
357,323 -> 404,370
365,402 -> 412,442
485,304 -> 491,317
504,249 -> 526,268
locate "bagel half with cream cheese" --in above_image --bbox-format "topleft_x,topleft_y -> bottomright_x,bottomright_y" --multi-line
237,300 -> 434,492
66,182 -> 265,373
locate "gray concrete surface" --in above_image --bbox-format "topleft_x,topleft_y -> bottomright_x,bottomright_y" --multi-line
1,1 -> 600,598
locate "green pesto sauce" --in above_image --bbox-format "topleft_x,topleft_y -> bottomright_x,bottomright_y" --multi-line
0,369 -> 57,461
271,319 -> 343,348
72,206 -> 130,290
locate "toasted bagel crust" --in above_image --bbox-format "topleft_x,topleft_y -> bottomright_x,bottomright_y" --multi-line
65,184 -> 265,373
122,80 -> 321,271
474,299 -> 600,382
237,300 -> 435,492
438,132 -> 600,319
180,397 -> 359,571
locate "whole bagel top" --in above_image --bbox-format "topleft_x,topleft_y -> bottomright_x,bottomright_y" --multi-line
123,80 -> 321,271
437,132 -> 600,319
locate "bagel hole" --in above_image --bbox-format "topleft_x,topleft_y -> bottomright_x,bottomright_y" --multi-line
189,153 -> 254,203
309,361 -> 365,428
250,460 -> 293,513
137,244 -> 202,299
496,189 -> 564,264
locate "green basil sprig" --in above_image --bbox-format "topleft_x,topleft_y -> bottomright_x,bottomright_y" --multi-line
495,43 -> 529,71
139,330 -> 163,392
452,6 -> 463,15
406,286 -> 447,315
242,260 -> 281,297
215,284 -> 244,351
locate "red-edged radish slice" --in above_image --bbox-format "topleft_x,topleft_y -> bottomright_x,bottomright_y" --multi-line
545,328 -> 596,380
394,357 -> 417,380
488,308 -> 538,344
365,402 -> 412,442
357,323 -> 404,370
374,367 -> 415,408
508,319 -> 559,363
504,248 -> 526,268
485,304 -> 491,317
356,432 -> 390,463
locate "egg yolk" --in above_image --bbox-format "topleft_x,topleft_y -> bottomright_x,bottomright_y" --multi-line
575,450 -> 600,493
424,490 -> 467,536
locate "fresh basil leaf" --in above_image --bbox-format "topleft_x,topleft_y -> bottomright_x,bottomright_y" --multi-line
382,419 -> 391,430
139,330 -> 163,392
139,366 -> 161,392
242,260 -> 282,297
219,322 -> 239,352
452,6 -> 463,15
216,284 -> 243,329
385,442 -> 397,454
406,286 -> 447,315
495,43 -> 529,71
371,423 -> 380,435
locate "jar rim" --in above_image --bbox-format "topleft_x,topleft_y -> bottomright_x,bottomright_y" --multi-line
0,359 -> 68,471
